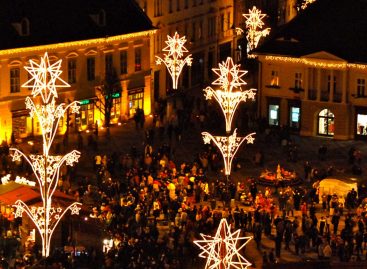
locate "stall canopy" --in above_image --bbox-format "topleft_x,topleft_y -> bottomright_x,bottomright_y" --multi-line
318,178 -> 358,199
0,182 -> 39,205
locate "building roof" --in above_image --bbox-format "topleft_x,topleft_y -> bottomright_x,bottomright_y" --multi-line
254,0 -> 367,63
0,0 -> 154,51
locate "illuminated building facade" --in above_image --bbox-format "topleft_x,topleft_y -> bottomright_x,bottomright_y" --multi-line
0,0 -> 155,143
135,0 -> 239,99
255,0 -> 367,140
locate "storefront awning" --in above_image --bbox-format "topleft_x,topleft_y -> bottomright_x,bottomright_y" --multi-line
0,182 -> 39,205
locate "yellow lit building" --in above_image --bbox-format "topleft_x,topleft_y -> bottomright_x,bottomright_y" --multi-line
134,0 -> 239,99
255,0 -> 367,140
0,0 -> 155,143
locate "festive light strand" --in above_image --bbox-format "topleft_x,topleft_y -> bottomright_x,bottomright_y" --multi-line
10,52 -> 81,257
155,32 -> 193,90
301,0 -> 316,9
194,218 -> 253,269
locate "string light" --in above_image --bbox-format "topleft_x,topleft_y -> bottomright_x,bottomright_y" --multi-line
155,32 -> 193,90
243,6 -> 270,53
301,0 -> 316,9
194,218 -> 253,269
10,52 -> 82,257
202,130 -> 255,176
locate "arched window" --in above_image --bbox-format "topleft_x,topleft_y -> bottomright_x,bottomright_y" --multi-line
318,109 -> 334,136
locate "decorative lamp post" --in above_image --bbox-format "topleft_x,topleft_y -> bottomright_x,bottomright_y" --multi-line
194,218 -> 252,269
237,6 -> 270,54
10,52 -> 81,257
155,31 -> 193,90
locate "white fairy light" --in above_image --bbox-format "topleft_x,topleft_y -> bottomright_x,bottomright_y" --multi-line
204,57 -> 256,133
194,218 -> 252,269
10,52 -> 81,258
202,130 -> 255,176
243,6 -> 270,53
155,32 -> 193,90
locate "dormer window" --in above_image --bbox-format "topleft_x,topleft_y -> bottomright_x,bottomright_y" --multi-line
90,9 -> 106,27
12,17 -> 30,36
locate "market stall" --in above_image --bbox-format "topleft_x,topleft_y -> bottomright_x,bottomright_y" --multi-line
258,164 -> 301,186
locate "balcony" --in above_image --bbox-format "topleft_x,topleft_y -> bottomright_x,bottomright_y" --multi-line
320,91 -> 329,102
308,89 -> 317,100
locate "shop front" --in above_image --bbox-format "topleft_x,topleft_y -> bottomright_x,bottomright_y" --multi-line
76,99 -> 95,131
267,97 -> 280,126
128,88 -> 144,117
288,100 -> 301,131
355,106 -> 367,138
11,109 -> 32,140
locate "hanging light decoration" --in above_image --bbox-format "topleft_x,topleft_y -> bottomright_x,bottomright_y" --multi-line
10,52 -> 81,257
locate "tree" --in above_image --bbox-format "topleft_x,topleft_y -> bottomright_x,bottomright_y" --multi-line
95,69 -> 122,127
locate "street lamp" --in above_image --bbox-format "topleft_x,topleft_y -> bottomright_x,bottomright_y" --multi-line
155,32 -> 193,90
10,52 -> 82,258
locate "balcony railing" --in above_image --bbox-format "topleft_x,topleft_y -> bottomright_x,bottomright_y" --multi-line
308,89 -> 317,100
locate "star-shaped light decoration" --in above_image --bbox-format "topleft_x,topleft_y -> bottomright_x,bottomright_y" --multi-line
202,130 -> 255,175
155,32 -> 193,89
242,6 -> 270,53
22,52 -> 70,104
194,218 -> 252,269
204,57 -> 256,132
301,0 -> 316,9
10,52 -> 82,258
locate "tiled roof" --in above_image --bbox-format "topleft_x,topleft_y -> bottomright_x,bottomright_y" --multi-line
254,0 -> 367,63
0,0 -> 154,50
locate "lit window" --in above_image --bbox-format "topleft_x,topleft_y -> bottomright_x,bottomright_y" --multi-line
295,72 -> 302,88
357,114 -> 367,135
135,47 -> 142,72
269,104 -> 279,126
357,78 -> 365,97
10,68 -> 20,93
120,50 -> 128,74
318,109 -> 334,136
270,70 -> 279,86
290,107 -> 300,129
87,57 -> 95,81
68,59 -> 76,84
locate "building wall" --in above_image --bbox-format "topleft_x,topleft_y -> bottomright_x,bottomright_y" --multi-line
0,31 -> 154,143
258,54 -> 367,140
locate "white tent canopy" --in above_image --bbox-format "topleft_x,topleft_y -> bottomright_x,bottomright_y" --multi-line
317,178 -> 357,200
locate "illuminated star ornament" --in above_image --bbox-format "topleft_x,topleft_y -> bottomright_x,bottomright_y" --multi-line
202,130 -> 255,176
242,6 -> 270,54
155,32 -> 193,89
194,218 -> 252,269
203,57 -> 256,133
10,52 -> 81,258
301,0 -> 316,9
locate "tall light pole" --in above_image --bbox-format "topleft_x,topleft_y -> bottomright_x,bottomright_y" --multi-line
10,52 -> 82,258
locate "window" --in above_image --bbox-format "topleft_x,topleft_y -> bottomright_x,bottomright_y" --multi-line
176,0 -> 180,11
10,68 -> 20,93
191,22 -> 196,42
327,75 -> 336,92
318,109 -> 334,136
269,104 -> 279,126
135,47 -> 142,72
198,20 -> 203,40
184,0 -> 188,9
169,0 -> 173,13
226,12 -> 231,30
68,59 -> 76,84
193,0 -> 197,7
357,78 -> 365,97
270,70 -> 279,86
290,107 -> 300,129
357,114 -> 367,135
154,0 -> 162,16
105,54 -> 113,75
120,50 -> 128,74
87,57 -> 95,81
295,72 -> 302,88
208,17 -> 216,37
220,14 -> 224,32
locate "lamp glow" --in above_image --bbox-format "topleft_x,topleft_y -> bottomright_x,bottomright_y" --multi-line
242,6 -> 270,53
10,52 -> 81,257
301,0 -> 316,9
155,32 -> 193,90
194,218 -> 252,269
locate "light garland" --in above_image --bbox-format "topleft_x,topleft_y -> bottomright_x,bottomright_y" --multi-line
264,55 -> 367,70
243,6 -> 270,53
0,30 -> 156,57
155,32 -> 193,90
204,57 -> 256,133
10,52 -> 81,257
202,130 -> 255,176
194,218 -> 252,269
